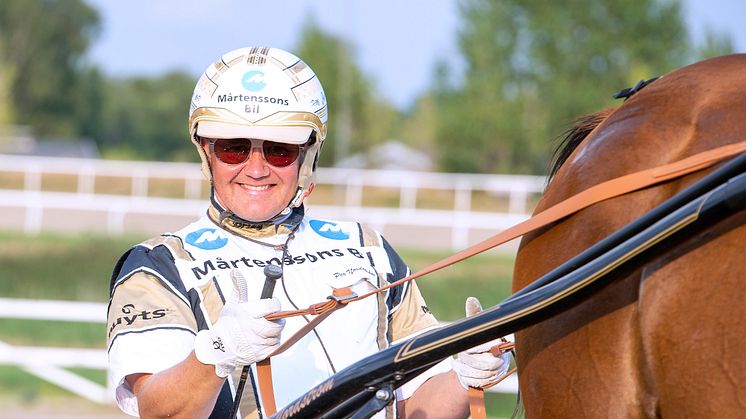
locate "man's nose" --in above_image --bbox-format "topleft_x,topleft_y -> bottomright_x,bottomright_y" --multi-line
242,146 -> 270,177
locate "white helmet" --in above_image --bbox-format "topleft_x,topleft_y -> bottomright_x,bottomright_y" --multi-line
189,46 -> 328,211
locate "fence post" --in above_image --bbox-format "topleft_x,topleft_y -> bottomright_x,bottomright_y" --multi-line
132,169 -> 148,197
78,165 -> 96,195
346,174 -> 363,208
509,188 -> 528,214
454,179 -> 472,212
24,164 -> 42,191
185,175 -> 203,199
400,176 -> 418,209
23,192 -> 43,235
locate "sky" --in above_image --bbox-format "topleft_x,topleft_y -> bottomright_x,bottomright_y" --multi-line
84,0 -> 746,109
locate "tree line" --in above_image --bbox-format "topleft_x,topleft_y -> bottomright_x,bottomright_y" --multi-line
0,0 -> 732,174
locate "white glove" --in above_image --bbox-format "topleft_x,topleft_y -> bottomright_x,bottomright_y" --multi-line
194,270 -> 285,377
452,297 -> 511,389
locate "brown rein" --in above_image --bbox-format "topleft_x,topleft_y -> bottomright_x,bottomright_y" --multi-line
268,141 -> 746,326
256,141 -> 746,416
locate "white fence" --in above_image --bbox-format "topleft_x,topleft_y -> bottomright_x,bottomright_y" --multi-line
0,298 -> 518,406
0,154 -> 545,251
0,156 -> 532,408
0,298 -> 111,403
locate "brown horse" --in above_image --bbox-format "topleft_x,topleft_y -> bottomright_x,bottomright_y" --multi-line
512,54 -> 746,418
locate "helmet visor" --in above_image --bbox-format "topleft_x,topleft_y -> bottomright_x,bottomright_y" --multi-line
197,121 -> 312,144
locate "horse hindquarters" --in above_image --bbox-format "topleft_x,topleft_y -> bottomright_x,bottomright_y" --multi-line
638,212 -> 746,418
514,194 -> 662,418
515,272 -> 657,419
516,211 -> 746,418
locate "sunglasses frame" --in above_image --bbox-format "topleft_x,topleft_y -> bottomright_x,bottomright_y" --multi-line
203,137 -> 305,167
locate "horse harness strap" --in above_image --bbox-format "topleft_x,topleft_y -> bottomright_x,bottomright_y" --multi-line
256,360 -> 277,416
254,141 -> 746,417
256,288 -> 351,416
468,341 -> 516,419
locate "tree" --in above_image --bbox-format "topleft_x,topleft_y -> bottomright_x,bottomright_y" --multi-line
695,29 -> 734,60
398,95 -> 439,151
432,0 -> 731,174
0,59 -> 12,127
0,0 -> 100,137
97,72 -> 196,161
294,18 -> 400,167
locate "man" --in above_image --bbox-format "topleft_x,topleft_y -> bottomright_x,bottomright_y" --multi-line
107,46 -> 508,418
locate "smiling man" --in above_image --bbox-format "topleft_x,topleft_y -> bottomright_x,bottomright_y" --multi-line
106,47 -> 509,419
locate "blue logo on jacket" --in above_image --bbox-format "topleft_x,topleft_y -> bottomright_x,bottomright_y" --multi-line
185,228 -> 228,250
309,220 -> 350,240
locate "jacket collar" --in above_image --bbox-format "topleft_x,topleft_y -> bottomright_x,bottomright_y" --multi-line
207,194 -> 304,239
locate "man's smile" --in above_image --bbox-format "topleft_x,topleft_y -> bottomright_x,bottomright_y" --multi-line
238,184 -> 274,191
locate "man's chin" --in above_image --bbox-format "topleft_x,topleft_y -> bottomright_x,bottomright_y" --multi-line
232,208 -> 282,224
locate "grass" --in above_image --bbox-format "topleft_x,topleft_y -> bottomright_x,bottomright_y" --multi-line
0,366 -> 108,398
405,248 -> 515,321
0,319 -> 104,347
0,365 -> 69,399
0,230 -> 520,417
0,231 -> 144,302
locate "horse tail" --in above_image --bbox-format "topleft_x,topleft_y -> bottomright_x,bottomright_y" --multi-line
548,108 -> 616,181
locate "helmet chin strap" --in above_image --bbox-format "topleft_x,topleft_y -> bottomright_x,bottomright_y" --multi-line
211,189 -> 298,228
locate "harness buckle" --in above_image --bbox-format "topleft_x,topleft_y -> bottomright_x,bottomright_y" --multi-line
327,291 -> 358,304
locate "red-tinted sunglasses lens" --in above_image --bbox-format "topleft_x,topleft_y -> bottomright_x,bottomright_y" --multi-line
213,139 -> 251,164
262,141 -> 300,167
212,139 -> 300,167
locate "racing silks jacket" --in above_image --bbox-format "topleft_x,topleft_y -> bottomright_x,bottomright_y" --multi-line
107,204 -> 443,418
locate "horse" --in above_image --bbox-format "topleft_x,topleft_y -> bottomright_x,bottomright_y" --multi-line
512,54 -> 746,418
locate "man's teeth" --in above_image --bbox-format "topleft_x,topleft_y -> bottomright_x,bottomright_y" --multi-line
243,185 -> 271,191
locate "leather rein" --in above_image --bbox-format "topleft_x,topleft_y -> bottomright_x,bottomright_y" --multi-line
252,141 -> 746,417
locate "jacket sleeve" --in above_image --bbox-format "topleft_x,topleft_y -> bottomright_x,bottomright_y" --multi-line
107,243 -> 200,416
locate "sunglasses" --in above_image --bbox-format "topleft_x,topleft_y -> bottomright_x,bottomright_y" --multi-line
205,138 -> 302,167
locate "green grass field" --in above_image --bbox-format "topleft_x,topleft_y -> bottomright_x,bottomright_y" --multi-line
0,231 -> 520,417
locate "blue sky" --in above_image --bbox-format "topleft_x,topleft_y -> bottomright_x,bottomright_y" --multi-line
84,0 -> 746,109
